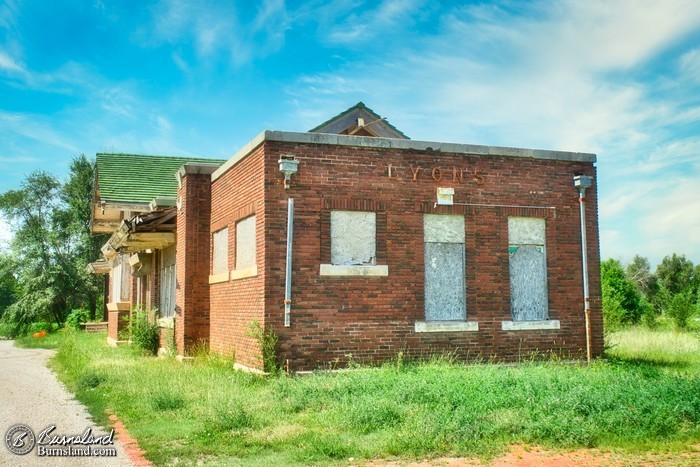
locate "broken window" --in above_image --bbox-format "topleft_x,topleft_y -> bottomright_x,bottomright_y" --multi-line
235,215 -> 256,270
508,217 -> 548,321
423,214 -> 466,321
330,211 -> 376,265
160,246 -> 177,318
212,227 -> 228,275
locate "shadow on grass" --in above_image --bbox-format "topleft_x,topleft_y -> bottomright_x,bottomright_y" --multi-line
605,353 -> 695,376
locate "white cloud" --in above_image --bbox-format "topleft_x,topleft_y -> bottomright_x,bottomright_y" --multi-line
0,111 -> 80,153
0,49 -> 26,74
635,179 -> 700,265
142,0 -> 288,66
679,48 -> 700,82
288,0 -> 700,266
322,0 -> 426,44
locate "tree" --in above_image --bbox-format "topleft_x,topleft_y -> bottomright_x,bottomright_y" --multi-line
61,155 -> 106,319
0,171 -> 68,334
0,253 -> 17,319
626,255 -> 658,299
601,258 -> 644,329
0,156 -> 106,336
666,289 -> 697,330
656,254 -> 696,297
653,254 -> 699,329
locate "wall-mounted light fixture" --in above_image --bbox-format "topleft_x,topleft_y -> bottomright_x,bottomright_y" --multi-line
278,156 -> 299,189
573,174 -> 594,365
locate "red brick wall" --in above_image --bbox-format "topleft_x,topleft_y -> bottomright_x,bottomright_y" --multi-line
255,141 -> 603,370
176,173 -> 212,355
209,146 -> 266,368
107,310 -> 129,341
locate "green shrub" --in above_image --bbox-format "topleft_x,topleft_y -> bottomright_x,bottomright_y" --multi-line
0,322 -> 12,338
129,307 -> 160,355
150,391 -> 186,411
602,259 -> 644,329
640,297 -> 658,329
210,404 -> 256,431
667,290 -> 697,330
247,321 -> 279,373
78,372 -> 105,390
66,308 -> 90,330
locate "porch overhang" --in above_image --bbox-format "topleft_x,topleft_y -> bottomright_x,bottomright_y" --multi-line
87,259 -> 111,275
101,208 -> 177,259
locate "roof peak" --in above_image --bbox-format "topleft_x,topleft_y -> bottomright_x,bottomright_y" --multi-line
309,102 -> 409,139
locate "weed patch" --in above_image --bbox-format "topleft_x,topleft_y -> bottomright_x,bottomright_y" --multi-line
150,391 -> 186,411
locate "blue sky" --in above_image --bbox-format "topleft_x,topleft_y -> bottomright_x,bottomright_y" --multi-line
1,0 -> 699,267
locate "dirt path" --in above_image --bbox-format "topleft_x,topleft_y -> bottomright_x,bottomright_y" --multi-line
367,444 -> 700,466
0,340 -> 133,466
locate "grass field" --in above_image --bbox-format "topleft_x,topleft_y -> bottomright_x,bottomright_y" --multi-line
15,327 -> 700,465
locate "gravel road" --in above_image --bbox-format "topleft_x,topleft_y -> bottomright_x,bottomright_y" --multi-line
0,340 -> 133,466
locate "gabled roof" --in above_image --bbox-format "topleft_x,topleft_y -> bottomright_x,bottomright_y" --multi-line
309,102 -> 409,139
95,153 -> 226,204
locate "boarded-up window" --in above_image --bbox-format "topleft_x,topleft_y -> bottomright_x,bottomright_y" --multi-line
330,211 -> 376,265
212,228 -> 228,275
236,215 -> 256,270
110,254 -> 131,303
160,246 -> 177,318
508,217 -> 548,321
424,214 -> 466,321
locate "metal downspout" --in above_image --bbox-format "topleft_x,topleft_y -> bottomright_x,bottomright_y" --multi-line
284,198 -> 294,327
578,192 -> 591,365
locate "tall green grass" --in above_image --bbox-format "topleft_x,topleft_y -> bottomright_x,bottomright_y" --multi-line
31,329 -> 700,464
606,326 -> 700,369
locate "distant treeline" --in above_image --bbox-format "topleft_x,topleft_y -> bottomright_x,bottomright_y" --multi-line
602,254 -> 700,329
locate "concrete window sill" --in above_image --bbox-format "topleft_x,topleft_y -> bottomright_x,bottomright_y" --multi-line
319,264 -> 389,276
231,266 -> 258,280
158,317 -> 174,328
501,320 -> 560,331
414,321 -> 479,333
208,272 -> 230,284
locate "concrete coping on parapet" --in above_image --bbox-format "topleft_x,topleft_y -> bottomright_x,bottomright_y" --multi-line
177,162 -> 223,187
212,130 -> 597,182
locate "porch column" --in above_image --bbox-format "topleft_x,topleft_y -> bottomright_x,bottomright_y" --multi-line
175,163 -> 219,356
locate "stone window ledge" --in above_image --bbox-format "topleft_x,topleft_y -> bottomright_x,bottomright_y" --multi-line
320,264 -> 388,276
158,317 -> 174,329
231,265 -> 258,281
415,321 -> 478,333
208,272 -> 230,284
106,302 -> 130,312
501,320 -> 560,331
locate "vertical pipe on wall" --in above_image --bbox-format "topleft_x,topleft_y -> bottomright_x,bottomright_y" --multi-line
578,194 -> 591,365
284,198 -> 294,327
574,174 -> 593,365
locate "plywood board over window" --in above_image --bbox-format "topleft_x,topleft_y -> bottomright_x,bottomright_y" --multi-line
210,227 -> 229,283
160,245 -> 176,318
110,254 -> 131,303
319,210 -> 388,276
232,215 -> 257,280
423,214 -> 466,322
508,217 -> 548,321
330,211 -> 376,265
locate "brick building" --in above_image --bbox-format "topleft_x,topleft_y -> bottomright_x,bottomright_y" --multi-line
91,103 -> 602,371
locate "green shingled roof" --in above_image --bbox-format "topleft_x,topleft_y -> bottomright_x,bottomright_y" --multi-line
96,153 -> 226,204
